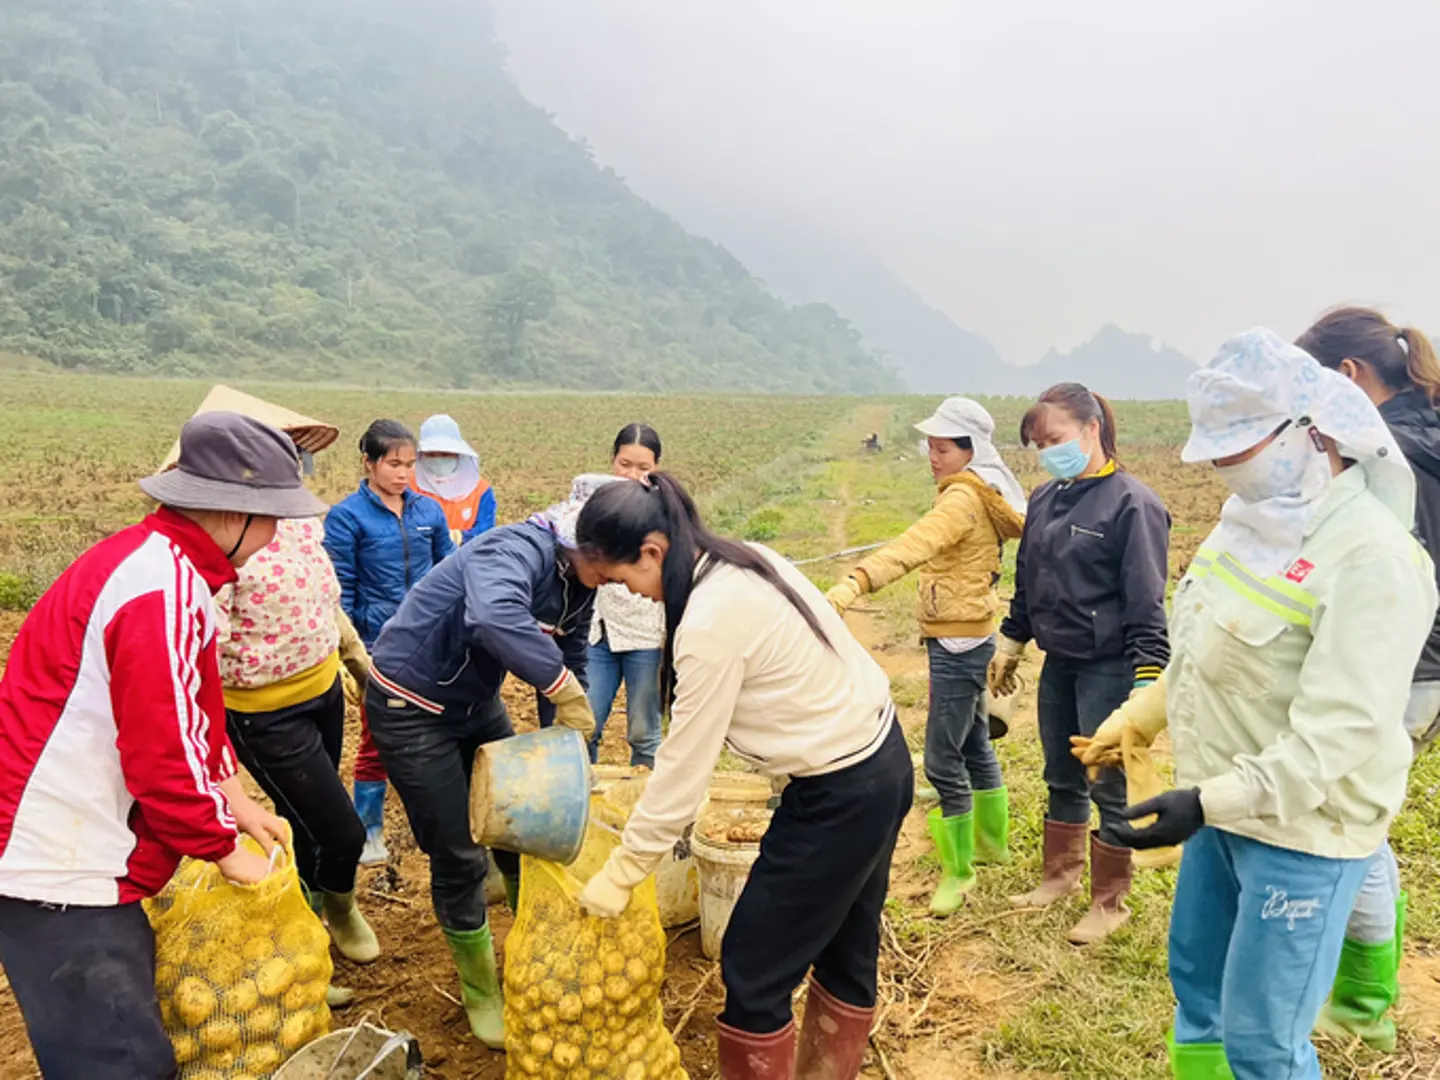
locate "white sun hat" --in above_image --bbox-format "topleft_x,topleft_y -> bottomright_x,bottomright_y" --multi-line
915,397 -> 1027,513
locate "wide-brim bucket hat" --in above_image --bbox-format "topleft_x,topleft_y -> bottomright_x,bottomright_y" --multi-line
140,412 -> 329,518
157,385 -> 339,471
418,414 -> 478,458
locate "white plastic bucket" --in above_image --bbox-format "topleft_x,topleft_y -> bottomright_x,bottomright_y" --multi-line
692,809 -> 771,961
705,772 -> 775,814
590,777 -> 699,928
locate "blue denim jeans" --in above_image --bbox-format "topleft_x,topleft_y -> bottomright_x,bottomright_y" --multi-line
1170,827 -> 1369,1079
925,639 -> 1003,817
1035,655 -> 1131,844
587,639 -> 663,768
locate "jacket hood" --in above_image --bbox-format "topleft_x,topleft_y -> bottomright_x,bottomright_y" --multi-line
942,471 -> 1026,541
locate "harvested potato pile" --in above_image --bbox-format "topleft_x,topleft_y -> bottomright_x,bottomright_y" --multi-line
146,846 -> 332,1078
505,827 -> 687,1080
699,820 -> 767,844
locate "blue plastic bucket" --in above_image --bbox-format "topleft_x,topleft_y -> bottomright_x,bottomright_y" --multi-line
469,726 -> 591,865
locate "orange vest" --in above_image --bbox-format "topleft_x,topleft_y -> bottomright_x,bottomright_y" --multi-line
411,478 -> 491,532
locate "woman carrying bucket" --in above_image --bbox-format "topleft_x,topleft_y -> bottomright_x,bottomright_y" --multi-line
586,423 -> 667,767
410,413 -> 498,546
574,473 -> 912,1080
1074,329 -> 1435,1079
989,383 -> 1171,945
363,475 -> 613,1049
828,398 -> 1024,916
325,420 -> 454,864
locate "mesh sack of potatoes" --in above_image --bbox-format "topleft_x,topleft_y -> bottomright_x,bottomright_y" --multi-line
144,837 -> 333,1079
504,823 -> 687,1080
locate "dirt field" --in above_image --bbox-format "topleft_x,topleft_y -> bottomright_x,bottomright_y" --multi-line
0,377 -> 1437,1078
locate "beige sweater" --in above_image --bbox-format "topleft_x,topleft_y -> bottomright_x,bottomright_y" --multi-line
620,545 -> 894,873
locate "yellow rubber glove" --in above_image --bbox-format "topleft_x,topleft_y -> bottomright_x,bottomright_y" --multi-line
987,635 -> 1025,697
826,576 -> 864,615
579,845 -> 652,918
544,670 -> 597,740
1071,672 -> 1168,772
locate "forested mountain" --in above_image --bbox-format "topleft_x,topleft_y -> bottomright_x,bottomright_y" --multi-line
650,203 -> 1007,394
0,0 -> 894,392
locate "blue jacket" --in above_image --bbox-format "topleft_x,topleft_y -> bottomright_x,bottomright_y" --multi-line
323,483 -> 456,647
369,521 -> 594,717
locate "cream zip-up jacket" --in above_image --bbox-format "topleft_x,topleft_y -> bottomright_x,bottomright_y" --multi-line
619,545 -> 894,873
1171,467 -> 1437,858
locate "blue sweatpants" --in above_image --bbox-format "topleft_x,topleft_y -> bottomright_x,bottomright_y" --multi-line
1170,827 -> 1369,1079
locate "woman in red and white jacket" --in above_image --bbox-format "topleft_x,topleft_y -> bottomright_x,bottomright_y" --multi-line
0,412 -> 320,1079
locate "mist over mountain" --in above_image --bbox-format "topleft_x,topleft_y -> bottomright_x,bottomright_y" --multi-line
1020,325 -> 1199,400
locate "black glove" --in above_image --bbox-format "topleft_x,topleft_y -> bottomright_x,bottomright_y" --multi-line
1111,788 -> 1205,850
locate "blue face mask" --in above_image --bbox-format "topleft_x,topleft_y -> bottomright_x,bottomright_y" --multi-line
1039,439 -> 1090,480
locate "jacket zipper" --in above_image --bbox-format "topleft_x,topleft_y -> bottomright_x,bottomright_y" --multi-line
1070,525 -> 1104,539
399,500 -> 413,589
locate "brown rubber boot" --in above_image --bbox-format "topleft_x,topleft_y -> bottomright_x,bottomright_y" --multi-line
717,1019 -> 796,1080
1067,833 -> 1134,945
796,977 -> 875,1080
1008,819 -> 1087,908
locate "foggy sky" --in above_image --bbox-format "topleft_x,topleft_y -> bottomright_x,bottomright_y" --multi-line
492,0 -> 1440,366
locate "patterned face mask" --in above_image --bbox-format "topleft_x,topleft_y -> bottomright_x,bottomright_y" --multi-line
1213,422 -> 1325,504
424,454 -> 460,477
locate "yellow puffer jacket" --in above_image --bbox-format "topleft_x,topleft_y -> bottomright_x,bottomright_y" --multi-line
852,471 -> 1025,638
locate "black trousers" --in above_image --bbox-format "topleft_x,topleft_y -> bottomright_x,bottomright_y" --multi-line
227,676 -> 366,895
364,683 -> 519,930
719,719 -> 914,1033
0,896 -> 176,1079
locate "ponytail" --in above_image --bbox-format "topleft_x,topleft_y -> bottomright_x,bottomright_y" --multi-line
576,472 -> 834,703
1399,327 -> 1440,407
1297,307 -> 1440,407
1020,382 -> 1121,465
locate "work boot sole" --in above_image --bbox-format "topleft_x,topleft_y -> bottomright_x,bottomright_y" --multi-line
1067,904 -> 1131,945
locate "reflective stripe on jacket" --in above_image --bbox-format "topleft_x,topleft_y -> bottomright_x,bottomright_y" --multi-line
1168,467 -> 1437,858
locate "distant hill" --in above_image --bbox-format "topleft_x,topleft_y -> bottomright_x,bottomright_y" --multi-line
0,0 -> 892,393
1015,325 -> 1198,401
651,205 -> 1004,395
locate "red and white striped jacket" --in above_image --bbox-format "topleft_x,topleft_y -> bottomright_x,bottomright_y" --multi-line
0,509 -> 241,905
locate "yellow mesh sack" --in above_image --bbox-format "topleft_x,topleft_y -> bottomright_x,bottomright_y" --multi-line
504,823 -> 688,1080
145,837 -> 333,1078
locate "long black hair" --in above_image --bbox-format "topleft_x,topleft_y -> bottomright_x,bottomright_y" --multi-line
576,472 -> 833,702
612,422 -> 662,463
1297,307 -> 1440,407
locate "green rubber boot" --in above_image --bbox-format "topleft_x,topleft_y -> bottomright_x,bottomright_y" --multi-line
322,890 -> 381,964
1315,896 -> 1404,1052
1167,1033 -> 1234,1078
443,924 -> 506,1049
927,807 -> 976,917
972,787 -> 1010,865
302,885 -> 361,1005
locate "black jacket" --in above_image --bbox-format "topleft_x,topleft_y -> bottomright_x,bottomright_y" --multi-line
370,521 -> 594,717
1001,469 -> 1171,678
1379,389 -> 1440,680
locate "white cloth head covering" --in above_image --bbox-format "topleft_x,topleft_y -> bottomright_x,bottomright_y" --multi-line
915,396 -> 1027,513
415,414 -> 482,501
528,474 -> 621,549
1184,327 -> 1413,575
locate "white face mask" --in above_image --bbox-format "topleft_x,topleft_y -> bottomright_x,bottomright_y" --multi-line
424,455 -> 460,478
1214,423 -> 1324,504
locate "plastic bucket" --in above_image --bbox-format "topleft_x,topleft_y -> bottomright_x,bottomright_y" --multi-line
692,808 -> 772,960
470,727 -> 591,865
274,1022 -> 421,1079
705,771 -> 776,814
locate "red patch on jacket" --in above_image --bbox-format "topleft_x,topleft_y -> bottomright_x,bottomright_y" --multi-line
1284,558 -> 1315,583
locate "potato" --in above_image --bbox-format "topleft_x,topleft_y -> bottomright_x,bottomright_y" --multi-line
604,975 -> 631,1003
221,978 -> 259,1015
199,1017 -> 241,1051
624,1061 -> 647,1080
256,957 -> 296,999
242,1044 -> 282,1074
553,1041 -> 580,1069
585,1045 -> 611,1070
280,1010 -> 313,1050
601,950 -> 627,976
284,980 -> 323,1011
515,1052 -> 542,1076
249,1004 -> 281,1036
154,963 -> 180,995
539,978 -> 564,1005
292,951 -> 326,983
557,992 -> 583,1022
173,977 -> 218,1026
578,960 -> 603,986
171,1033 -> 198,1065
625,957 -> 650,985
580,984 -> 604,1010
626,1034 -> 648,1061
618,994 -> 643,1018
530,1032 -> 554,1057
241,937 -> 274,964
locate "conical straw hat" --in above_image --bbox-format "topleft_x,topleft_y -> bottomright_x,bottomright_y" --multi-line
156,385 -> 339,472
